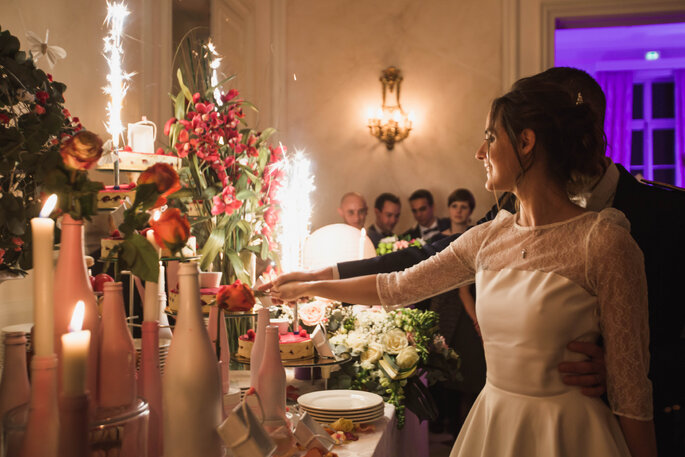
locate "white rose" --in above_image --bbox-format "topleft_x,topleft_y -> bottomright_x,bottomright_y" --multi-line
360,342 -> 384,366
346,332 -> 367,354
381,328 -> 409,354
396,346 -> 419,369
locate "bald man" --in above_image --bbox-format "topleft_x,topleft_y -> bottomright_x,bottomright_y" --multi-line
337,192 -> 368,229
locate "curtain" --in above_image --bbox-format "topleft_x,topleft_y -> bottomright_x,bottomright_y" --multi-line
675,70 -> 685,187
596,71 -> 633,168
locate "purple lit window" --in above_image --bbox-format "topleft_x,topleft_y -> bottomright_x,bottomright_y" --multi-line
555,22 -> 685,187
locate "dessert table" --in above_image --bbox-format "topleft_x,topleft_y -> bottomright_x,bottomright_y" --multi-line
228,370 -> 429,457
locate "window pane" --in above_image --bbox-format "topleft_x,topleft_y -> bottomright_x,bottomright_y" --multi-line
653,168 -> 675,185
632,84 -> 644,119
631,130 -> 644,165
653,129 -> 675,165
652,82 -> 675,119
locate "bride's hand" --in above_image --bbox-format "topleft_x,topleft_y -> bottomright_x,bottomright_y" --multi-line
257,271 -> 316,304
270,280 -> 310,303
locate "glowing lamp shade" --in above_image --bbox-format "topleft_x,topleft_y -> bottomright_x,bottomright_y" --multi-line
302,224 -> 376,270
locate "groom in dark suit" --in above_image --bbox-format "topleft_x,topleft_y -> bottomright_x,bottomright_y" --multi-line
271,67 -> 685,455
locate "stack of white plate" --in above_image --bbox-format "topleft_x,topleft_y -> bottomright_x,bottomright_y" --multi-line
297,390 -> 385,424
134,338 -> 172,374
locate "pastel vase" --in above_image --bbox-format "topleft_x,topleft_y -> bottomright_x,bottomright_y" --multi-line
249,307 -> 270,388
20,355 -> 59,457
57,393 -> 88,457
53,214 -> 99,404
256,326 -> 294,457
207,306 -> 230,395
0,332 -> 30,442
139,321 -> 163,457
97,282 -> 136,409
163,261 -> 223,457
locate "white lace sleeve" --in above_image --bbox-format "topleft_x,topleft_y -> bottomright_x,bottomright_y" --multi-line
586,209 -> 653,420
376,220 -> 492,310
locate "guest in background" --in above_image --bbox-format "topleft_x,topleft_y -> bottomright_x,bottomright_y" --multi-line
442,189 -> 476,237
367,193 -> 401,247
403,189 -> 450,240
337,192 -> 368,230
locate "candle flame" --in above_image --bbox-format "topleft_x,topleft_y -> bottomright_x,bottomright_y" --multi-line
68,301 -> 85,332
39,194 -> 58,217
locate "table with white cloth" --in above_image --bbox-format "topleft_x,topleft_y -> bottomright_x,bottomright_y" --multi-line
228,369 -> 429,457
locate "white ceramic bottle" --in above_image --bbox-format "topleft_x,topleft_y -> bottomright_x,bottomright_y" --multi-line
163,261 -> 223,457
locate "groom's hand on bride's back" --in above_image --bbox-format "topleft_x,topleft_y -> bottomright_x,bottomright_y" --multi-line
557,341 -> 606,397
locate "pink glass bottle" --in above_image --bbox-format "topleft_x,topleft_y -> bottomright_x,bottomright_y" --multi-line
249,307 -> 270,388
163,262 -> 222,457
256,326 -> 295,456
97,282 -> 136,409
19,355 -> 59,457
53,214 -> 99,402
256,326 -> 286,422
207,306 -> 230,395
0,332 -> 30,436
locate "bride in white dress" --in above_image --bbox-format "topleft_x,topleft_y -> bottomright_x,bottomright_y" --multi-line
265,80 -> 656,457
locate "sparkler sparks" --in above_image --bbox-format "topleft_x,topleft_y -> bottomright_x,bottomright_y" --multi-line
277,149 -> 315,273
102,1 -> 133,151
207,40 -> 223,106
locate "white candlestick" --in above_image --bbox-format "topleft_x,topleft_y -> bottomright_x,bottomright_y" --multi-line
146,229 -> 162,257
358,227 -> 366,260
30,195 -> 57,356
61,302 -> 91,396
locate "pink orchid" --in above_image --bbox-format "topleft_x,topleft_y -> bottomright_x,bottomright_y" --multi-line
211,186 -> 242,216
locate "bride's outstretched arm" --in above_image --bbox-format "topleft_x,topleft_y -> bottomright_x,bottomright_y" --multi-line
267,275 -> 380,306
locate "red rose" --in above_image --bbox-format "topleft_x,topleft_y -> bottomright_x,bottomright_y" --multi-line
59,131 -> 104,170
149,208 -> 190,252
216,280 -> 256,312
137,163 -> 182,208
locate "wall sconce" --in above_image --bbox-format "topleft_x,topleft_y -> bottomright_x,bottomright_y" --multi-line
368,66 -> 414,150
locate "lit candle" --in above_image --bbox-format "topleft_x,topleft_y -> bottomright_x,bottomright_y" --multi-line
30,194 -> 57,357
359,227 -> 366,260
61,301 -> 91,396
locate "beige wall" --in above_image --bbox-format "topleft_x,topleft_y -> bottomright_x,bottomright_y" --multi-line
284,0 -> 503,231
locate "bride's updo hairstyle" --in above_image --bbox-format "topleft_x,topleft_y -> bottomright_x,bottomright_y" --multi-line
489,79 -> 605,187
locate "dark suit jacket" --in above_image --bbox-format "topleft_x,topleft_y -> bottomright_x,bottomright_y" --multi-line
366,224 -> 394,248
402,217 -> 451,240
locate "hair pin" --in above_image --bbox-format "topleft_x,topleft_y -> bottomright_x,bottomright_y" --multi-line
576,92 -> 584,105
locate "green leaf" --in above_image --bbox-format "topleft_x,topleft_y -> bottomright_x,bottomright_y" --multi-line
199,226 -> 225,271
174,92 -> 186,124
119,234 -> 160,282
258,127 -> 276,143
235,189 -> 257,200
227,250 -> 250,284
176,68 -> 194,102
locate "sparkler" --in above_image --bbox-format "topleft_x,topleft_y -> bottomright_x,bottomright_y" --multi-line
207,41 -> 223,106
277,149 -> 315,273
103,1 -> 133,186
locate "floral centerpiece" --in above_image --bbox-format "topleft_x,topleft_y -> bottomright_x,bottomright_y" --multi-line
0,26 -> 90,274
326,306 -> 461,428
376,235 -> 425,256
158,38 -> 284,285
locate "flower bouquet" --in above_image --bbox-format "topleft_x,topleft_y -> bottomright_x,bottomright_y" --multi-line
376,236 -> 425,256
0,26 -> 92,274
158,37 -> 284,286
326,307 -> 461,428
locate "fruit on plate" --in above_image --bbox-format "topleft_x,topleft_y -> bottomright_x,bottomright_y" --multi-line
92,273 -> 115,292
